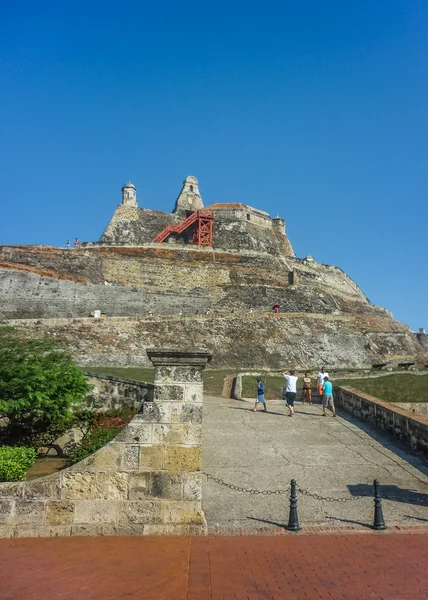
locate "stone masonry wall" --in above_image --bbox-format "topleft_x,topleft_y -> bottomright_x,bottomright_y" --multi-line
335,386 -> 428,455
0,349 -> 211,538
84,375 -> 154,412
3,314 -> 423,369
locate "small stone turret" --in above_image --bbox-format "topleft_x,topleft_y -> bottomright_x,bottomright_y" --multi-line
122,182 -> 137,207
272,216 -> 286,235
173,176 -> 204,216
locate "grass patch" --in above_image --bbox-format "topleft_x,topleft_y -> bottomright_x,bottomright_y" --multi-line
334,374 -> 428,403
242,375 -> 299,400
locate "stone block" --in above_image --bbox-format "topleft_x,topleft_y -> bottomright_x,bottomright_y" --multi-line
0,525 -> 15,537
61,472 -> 129,500
74,500 -> 117,524
128,473 -> 151,500
164,446 -> 201,472
0,482 -> 23,499
117,501 -> 162,525
143,523 -> 206,535
141,401 -> 171,423
169,424 -> 202,445
71,523 -> 146,537
154,366 -> 203,383
170,403 -> 202,424
24,475 -> 61,500
182,472 -> 202,501
114,422 -> 153,444
72,443 -> 122,472
15,501 -> 46,525
150,473 -> 183,500
121,446 -> 139,470
139,445 -> 164,471
161,501 -> 205,525
183,384 -> 203,403
15,525 -> 71,538
46,501 -> 75,526
0,500 -> 14,524
152,424 -> 171,444
153,385 -> 184,403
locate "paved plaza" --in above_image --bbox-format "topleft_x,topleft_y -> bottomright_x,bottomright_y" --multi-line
202,396 -> 428,532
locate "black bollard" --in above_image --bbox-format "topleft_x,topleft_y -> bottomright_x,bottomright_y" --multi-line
372,479 -> 387,530
286,479 -> 301,531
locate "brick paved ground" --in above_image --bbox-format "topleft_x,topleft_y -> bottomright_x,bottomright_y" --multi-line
1,533 -> 428,600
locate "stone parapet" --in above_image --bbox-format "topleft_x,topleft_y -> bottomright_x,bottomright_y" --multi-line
0,349 -> 212,538
335,386 -> 428,455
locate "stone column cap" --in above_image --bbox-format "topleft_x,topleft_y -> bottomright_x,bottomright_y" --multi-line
147,348 -> 212,367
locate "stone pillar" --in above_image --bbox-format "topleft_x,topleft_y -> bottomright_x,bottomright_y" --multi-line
144,348 -> 212,534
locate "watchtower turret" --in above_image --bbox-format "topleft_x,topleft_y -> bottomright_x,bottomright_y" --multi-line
122,182 -> 137,207
173,176 -> 204,216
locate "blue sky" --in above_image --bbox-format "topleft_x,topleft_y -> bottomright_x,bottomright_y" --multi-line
1,0 -> 427,331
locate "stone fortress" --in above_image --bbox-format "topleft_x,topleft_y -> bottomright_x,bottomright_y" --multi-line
0,176 -> 426,369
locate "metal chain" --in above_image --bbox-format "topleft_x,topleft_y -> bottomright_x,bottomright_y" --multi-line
297,488 -> 366,503
203,473 -> 290,496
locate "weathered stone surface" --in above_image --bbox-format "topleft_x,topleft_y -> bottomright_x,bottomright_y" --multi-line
114,422 -> 153,444
71,523 -> 146,536
150,473 -> 183,501
15,501 -> 45,525
165,446 -> 201,472
161,501 -> 205,525
72,443 -> 122,472
15,525 -> 71,538
143,523 -> 206,535
182,472 -> 202,501
170,403 -> 202,423
117,501 -> 162,524
0,525 -> 15,537
74,500 -> 117,524
61,472 -> 129,500
24,475 -> 60,500
154,366 -> 203,383
46,501 -> 75,526
141,401 -> 171,423
0,500 -> 14,524
0,483 -> 23,499
153,385 -> 185,403
128,473 -> 151,500
183,384 -> 203,404
139,445 -> 165,471
121,446 -> 139,470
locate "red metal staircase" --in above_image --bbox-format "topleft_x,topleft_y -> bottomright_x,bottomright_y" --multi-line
152,210 -> 214,246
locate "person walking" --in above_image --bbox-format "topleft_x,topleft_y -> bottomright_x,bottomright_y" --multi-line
302,372 -> 312,404
322,377 -> 336,417
281,370 -> 298,416
317,367 -> 329,397
251,378 -> 267,412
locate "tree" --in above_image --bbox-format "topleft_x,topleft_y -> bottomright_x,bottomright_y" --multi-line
0,327 -> 90,443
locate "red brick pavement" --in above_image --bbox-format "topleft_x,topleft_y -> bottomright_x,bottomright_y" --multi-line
1,533 -> 428,600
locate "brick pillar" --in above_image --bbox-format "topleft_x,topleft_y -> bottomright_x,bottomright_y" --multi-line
144,348 -> 212,534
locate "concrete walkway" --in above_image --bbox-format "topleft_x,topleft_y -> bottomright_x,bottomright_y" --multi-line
202,397 -> 428,533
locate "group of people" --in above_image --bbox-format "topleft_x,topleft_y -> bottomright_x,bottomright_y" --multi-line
66,238 -> 79,248
252,367 -> 336,418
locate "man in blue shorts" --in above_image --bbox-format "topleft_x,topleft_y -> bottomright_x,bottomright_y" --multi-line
252,378 -> 267,412
322,377 -> 336,417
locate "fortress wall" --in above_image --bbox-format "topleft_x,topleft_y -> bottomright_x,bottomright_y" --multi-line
101,207 -> 178,245
3,314 -> 422,369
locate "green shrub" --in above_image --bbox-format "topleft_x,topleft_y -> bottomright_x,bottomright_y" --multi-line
69,408 -> 135,464
0,446 -> 37,482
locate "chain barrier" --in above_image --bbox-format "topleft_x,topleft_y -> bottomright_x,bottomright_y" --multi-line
204,473 -> 427,505
203,473 -> 290,496
297,487 -> 366,503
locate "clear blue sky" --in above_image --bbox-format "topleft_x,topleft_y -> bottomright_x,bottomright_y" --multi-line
1,1 -> 427,331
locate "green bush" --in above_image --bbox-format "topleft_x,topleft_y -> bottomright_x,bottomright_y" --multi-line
0,326 -> 90,444
69,408 -> 135,464
0,446 -> 37,482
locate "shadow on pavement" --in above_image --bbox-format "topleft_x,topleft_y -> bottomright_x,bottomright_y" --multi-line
348,484 -> 428,507
228,407 -> 285,417
246,517 -> 286,528
325,515 -> 372,529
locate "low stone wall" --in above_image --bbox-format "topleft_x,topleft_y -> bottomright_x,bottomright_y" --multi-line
84,374 -> 154,411
0,349 -> 211,538
335,386 -> 428,455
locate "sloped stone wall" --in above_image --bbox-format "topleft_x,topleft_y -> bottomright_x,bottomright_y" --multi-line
0,349 -> 211,538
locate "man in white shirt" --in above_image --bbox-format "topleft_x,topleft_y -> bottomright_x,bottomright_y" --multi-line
281,370 -> 298,416
317,367 -> 329,397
